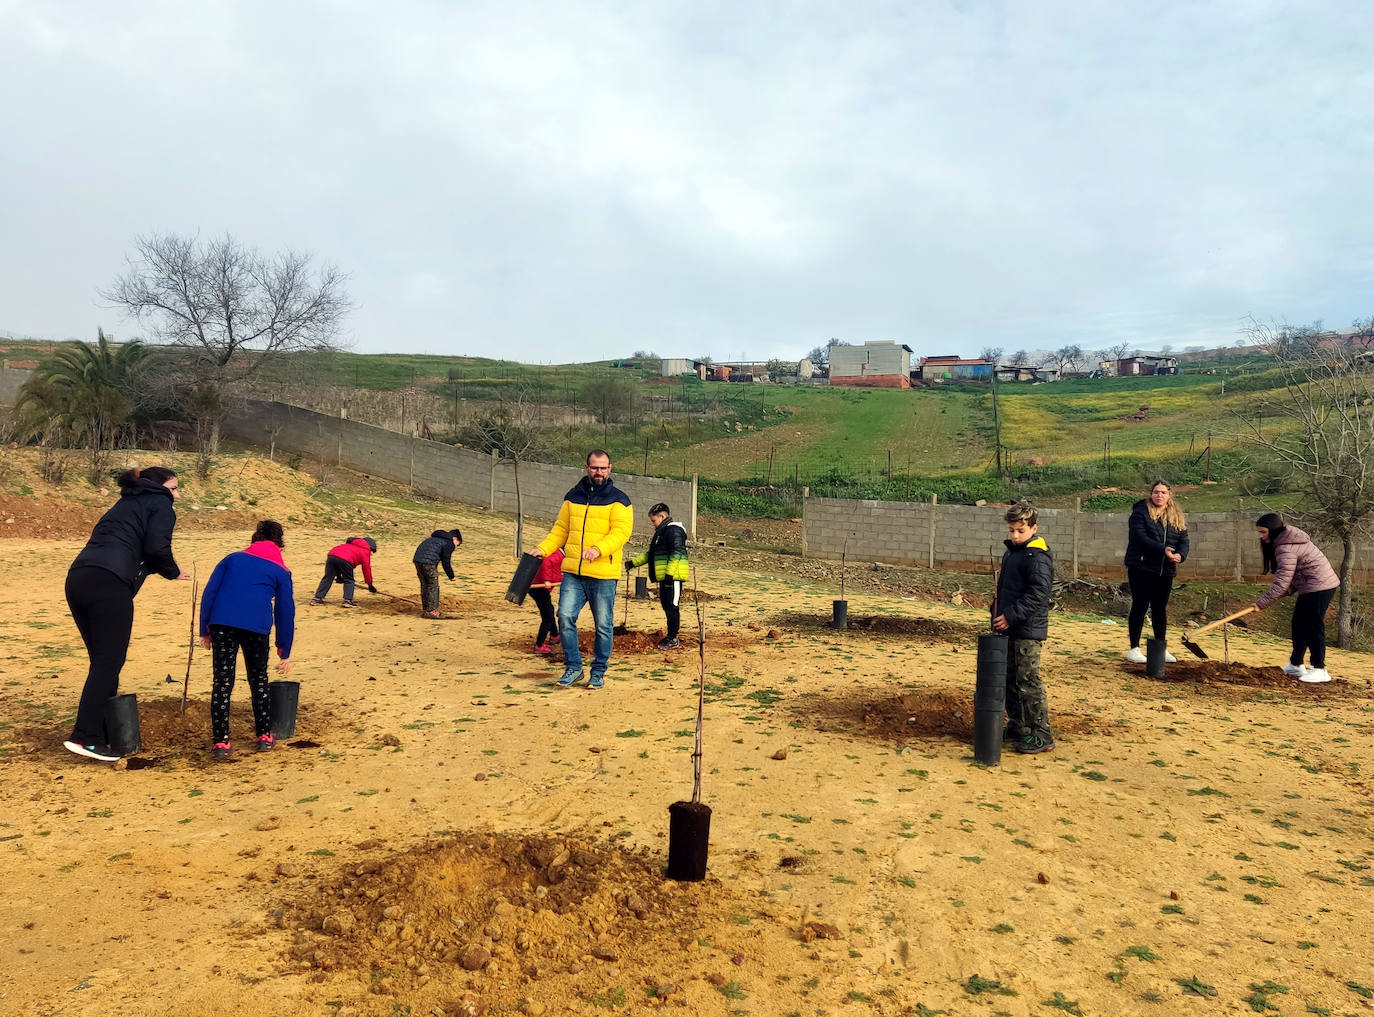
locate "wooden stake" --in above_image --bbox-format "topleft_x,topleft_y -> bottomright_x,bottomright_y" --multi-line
180,565 -> 198,715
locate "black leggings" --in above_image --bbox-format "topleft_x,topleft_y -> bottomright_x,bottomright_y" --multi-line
1291,587 -> 1337,669
660,579 -> 682,640
210,625 -> 273,743
1127,568 -> 1174,647
66,566 -> 135,744
529,587 -> 559,645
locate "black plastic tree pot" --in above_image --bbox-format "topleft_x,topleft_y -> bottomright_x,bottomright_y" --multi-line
504,553 -> 542,606
269,681 -> 300,738
634,576 -> 650,600
666,800 -> 712,881
831,599 -> 848,629
973,633 -> 1008,766
105,693 -> 142,756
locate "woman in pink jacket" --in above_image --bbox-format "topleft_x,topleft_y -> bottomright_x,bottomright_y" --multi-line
1253,513 -> 1340,683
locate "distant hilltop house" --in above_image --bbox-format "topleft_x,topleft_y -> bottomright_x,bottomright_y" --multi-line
660,358 -> 709,380
1103,354 -> 1180,377
916,355 -> 993,382
828,340 -> 913,388
994,363 -> 1059,383
661,357 -> 818,382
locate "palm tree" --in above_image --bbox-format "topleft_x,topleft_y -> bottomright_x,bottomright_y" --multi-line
17,331 -> 148,482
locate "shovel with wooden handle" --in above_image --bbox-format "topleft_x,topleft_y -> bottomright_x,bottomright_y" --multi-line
1180,606 -> 1258,659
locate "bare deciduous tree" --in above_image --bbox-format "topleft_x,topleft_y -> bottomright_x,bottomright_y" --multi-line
979,346 -> 1003,365
1237,317 -> 1374,646
460,380 -> 555,557
1054,344 -> 1083,376
102,232 -> 353,454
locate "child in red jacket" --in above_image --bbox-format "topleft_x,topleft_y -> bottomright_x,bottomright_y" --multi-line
310,536 -> 377,607
529,548 -> 564,652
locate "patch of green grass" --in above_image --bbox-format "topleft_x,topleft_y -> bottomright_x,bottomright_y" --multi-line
717,981 -> 747,1001
1043,991 -> 1083,1015
586,987 -> 627,1008
1122,945 -> 1160,962
1176,976 -> 1217,998
964,974 -> 1015,996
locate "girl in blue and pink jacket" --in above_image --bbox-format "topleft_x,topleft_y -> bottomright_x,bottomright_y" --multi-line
199,520 -> 296,757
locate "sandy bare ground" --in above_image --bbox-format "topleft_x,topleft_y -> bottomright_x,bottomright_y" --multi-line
1,460 -> 1372,1017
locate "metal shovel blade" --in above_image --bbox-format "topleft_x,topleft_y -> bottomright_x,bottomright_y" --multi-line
1180,635 -> 1208,659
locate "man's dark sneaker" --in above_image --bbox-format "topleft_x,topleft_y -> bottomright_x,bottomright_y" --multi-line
63,740 -> 120,762
557,668 -> 584,688
1014,733 -> 1055,755
256,733 -> 275,752
656,637 -> 681,650
588,672 -> 605,690
341,600 -> 356,609
211,741 -> 232,759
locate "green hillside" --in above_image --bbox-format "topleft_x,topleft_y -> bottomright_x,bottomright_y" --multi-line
1,340 -> 1297,514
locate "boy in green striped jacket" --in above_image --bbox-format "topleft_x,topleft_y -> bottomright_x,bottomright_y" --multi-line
626,502 -> 690,650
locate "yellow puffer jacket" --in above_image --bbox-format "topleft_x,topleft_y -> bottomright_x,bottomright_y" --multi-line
537,476 -> 633,581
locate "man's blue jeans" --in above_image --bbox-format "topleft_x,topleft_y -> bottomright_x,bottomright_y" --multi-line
557,575 -> 618,674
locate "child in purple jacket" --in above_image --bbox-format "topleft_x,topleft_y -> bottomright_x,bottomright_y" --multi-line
1253,512 -> 1340,683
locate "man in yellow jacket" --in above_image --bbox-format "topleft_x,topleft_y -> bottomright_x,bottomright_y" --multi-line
533,449 -> 633,689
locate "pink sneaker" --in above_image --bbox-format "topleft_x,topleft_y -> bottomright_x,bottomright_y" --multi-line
534,643 -> 552,654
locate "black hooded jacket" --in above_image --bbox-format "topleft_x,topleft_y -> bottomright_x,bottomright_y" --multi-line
1123,499 -> 1189,577
994,534 -> 1054,640
413,530 -> 458,579
69,478 -> 180,592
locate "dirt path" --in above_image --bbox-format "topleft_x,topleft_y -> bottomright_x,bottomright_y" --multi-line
1,473 -> 1372,1016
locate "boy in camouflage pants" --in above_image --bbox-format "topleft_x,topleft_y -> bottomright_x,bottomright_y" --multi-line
992,501 -> 1055,754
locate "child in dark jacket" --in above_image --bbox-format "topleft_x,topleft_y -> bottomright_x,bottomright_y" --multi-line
626,503 -> 690,650
992,500 -> 1055,754
199,520 -> 295,758
529,548 -> 565,652
310,536 -> 376,606
413,528 -> 462,619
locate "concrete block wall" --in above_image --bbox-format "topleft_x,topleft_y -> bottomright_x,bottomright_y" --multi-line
0,364 -> 34,406
804,495 -> 1374,582
223,399 -> 695,538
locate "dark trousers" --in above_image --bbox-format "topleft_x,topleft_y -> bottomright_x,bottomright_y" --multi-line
529,586 -> 558,645
659,579 -> 682,640
314,555 -> 356,602
1127,568 -> 1174,647
1005,637 -> 1051,740
66,566 -> 135,744
415,562 -> 441,612
209,625 -> 272,743
1291,587 -> 1337,669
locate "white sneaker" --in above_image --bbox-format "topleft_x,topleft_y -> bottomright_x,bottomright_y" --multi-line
1299,668 -> 1331,684
1281,663 -> 1307,678
1125,647 -> 1147,664
1163,649 -> 1177,663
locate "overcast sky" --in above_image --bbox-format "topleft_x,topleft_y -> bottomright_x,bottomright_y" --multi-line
2,1 -> 1371,363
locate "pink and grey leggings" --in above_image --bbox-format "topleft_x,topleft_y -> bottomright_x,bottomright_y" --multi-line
209,624 -> 272,743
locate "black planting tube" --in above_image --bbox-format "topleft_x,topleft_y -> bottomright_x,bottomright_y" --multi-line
974,633 -> 1008,766
634,575 -> 649,600
105,694 -> 142,756
504,553 -> 542,605
1146,637 -> 1167,678
831,599 -> 848,629
269,681 -> 300,738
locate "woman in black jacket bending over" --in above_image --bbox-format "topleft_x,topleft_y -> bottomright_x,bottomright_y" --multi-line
64,466 -> 188,761
1123,480 -> 1189,664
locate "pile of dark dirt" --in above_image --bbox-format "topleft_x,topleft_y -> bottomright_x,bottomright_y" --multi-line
278,830 -> 760,1012
795,690 -> 1116,744
773,611 -> 981,642
502,628 -> 761,657
7,694 -> 336,769
1127,659 -> 1367,700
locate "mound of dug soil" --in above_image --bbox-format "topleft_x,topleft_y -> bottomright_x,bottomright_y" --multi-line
280,830 -> 764,1013
774,611 -> 981,642
796,690 -> 1115,744
1127,658 -> 1366,700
